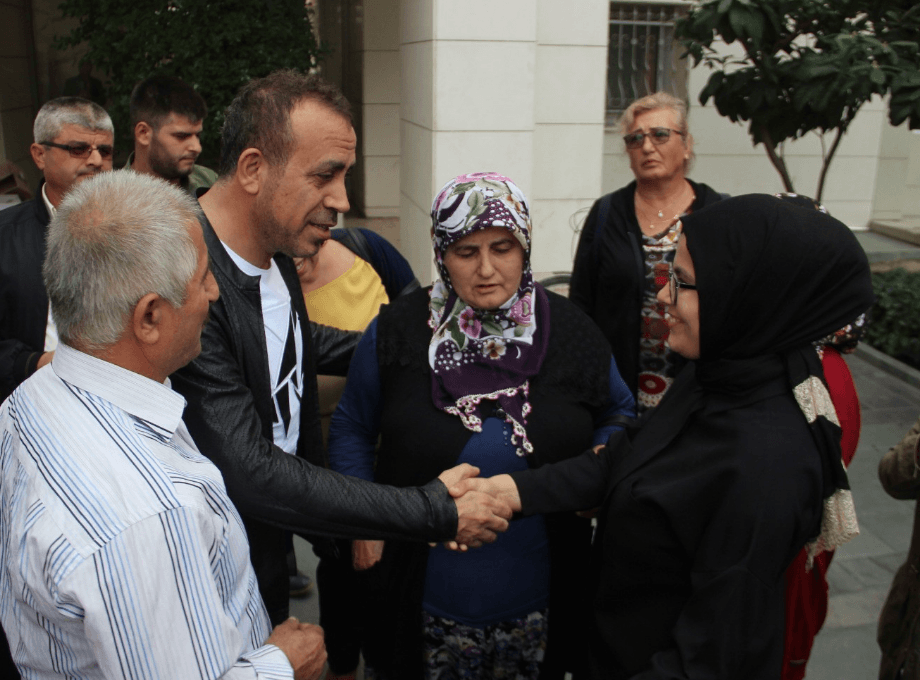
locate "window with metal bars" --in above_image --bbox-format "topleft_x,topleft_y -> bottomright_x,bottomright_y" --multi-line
606,2 -> 689,126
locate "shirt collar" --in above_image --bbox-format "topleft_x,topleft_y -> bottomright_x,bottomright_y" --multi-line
41,183 -> 57,218
51,343 -> 187,436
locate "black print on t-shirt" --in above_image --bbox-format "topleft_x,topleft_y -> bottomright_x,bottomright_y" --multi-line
272,308 -> 302,436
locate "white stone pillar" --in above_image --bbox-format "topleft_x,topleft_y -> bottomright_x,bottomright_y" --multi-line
360,0 -> 401,218
530,0 -> 608,273
901,132 -> 920,220
400,0 -> 537,283
399,0 -> 609,282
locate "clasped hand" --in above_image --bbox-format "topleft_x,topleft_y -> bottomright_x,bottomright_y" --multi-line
436,464 -> 522,551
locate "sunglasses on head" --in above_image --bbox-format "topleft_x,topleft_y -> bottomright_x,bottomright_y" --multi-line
40,141 -> 114,160
623,127 -> 685,149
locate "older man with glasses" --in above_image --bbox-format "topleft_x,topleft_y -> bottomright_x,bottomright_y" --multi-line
0,96 -> 113,405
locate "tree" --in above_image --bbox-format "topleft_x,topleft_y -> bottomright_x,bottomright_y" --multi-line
677,0 -> 920,202
55,0 -> 327,164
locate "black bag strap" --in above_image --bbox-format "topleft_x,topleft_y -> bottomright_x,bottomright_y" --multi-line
592,192 -> 615,268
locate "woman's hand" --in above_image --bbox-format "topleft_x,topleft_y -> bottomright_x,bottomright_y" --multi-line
352,539 -> 384,570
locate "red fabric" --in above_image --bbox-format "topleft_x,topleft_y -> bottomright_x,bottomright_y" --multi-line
822,347 -> 861,466
781,348 -> 861,679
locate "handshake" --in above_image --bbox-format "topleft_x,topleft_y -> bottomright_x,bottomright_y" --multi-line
437,463 -> 523,550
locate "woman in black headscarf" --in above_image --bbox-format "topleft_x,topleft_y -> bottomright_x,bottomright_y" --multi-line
452,194 -> 875,680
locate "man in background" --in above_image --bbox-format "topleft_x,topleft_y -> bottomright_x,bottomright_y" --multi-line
125,74 -> 218,194
0,96 -> 113,403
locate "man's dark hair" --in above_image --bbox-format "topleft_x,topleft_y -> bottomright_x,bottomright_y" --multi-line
130,75 -> 208,130
218,70 -> 352,177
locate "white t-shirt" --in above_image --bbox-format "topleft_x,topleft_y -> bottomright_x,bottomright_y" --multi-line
222,244 -> 303,455
41,185 -> 58,352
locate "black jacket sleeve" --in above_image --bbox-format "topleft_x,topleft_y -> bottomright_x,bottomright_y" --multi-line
509,429 -> 627,515
310,321 -> 361,376
171,312 -> 458,543
0,341 -> 42,403
0,198 -> 50,402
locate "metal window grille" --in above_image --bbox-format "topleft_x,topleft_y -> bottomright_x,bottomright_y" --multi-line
607,3 -> 689,124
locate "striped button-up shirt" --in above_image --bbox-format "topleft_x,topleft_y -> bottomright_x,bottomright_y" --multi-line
0,344 -> 293,679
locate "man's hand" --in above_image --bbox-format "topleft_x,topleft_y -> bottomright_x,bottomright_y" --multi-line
438,464 -> 513,548
266,617 -> 327,680
449,473 -> 522,515
353,539 -> 384,570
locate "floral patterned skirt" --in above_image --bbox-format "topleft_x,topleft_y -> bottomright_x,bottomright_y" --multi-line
365,609 -> 549,680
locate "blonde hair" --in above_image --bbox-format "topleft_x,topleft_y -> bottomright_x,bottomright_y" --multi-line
619,92 -> 693,171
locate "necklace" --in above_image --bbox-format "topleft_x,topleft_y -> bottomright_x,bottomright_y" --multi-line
635,184 -> 695,233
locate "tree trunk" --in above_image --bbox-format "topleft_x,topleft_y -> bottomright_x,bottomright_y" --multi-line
815,125 -> 848,204
759,125 -> 795,193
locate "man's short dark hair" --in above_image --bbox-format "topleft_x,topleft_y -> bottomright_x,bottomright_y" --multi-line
130,75 -> 208,130
218,70 -> 353,177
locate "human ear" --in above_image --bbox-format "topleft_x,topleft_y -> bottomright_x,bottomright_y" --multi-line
236,148 -> 266,195
30,143 -> 46,171
134,121 -> 153,147
132,292 -> 165,346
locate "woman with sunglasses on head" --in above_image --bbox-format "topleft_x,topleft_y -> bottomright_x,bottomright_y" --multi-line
459,195 -> 874,679
570,92 -> 723,416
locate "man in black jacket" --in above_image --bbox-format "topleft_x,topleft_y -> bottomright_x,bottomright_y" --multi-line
0,97 -> 113,403
170,71 -> 511,625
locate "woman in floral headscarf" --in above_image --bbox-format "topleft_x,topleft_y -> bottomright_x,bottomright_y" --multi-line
327,172 -> 635,680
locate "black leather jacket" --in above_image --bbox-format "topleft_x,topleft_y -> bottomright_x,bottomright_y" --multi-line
0,194 -> 51,402
170,212 -> 459,618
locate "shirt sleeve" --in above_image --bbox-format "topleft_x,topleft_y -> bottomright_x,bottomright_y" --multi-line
327,318 -> 381,481
65,509 -> 293,680
592,356 -> 637,445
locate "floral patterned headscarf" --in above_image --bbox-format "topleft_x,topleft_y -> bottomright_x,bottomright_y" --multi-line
428,172 -> 550,455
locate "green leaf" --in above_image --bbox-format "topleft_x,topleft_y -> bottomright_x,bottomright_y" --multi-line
52,0 -> 326,161
481,319 -> 504,337
449,325 -> 467,351
699,71 -> 725,106
870,67 -> 887,86
451,181 -> 476,196
728,6 -> 764,45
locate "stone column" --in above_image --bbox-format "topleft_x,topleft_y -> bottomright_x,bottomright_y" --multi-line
399,0 -> 609,282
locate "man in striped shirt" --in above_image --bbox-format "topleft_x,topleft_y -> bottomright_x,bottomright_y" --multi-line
0,170 -> 324,679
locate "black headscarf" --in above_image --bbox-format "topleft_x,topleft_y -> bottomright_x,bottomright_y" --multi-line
683,194 -> 873,362
680,194 -> 875,560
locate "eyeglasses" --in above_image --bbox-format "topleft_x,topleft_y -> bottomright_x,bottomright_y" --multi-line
623,127 -> 685,149
669,268 -> 697,305
40,141 -> 114,160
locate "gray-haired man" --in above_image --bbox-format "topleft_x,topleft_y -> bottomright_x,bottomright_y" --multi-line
0,169 -> 327,679
0,96 -> 113,402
